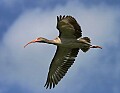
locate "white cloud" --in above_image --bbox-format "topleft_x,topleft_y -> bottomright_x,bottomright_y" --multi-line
0,1 -> 120,93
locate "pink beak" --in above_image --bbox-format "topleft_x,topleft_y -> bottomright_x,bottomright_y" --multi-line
24,39 -> 38,48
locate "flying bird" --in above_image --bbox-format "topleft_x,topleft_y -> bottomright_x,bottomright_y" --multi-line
24,15 -> 102,89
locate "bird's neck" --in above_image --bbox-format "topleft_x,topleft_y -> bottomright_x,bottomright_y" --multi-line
53,37 -> 61,44
41,37 -> 61,45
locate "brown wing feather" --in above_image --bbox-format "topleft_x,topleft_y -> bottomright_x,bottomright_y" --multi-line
44,47 -> 79,89
57,15 -> 82,38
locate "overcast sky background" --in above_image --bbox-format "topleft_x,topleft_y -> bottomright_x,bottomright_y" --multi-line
0,0 -> 120,93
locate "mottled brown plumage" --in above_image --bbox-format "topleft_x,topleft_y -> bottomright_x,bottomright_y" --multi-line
57,15 -> 82,38
24,15 -> 102,89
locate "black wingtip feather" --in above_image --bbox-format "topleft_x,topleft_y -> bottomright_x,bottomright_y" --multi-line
57,16 -> 59,22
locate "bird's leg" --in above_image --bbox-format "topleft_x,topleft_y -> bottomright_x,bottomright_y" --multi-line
90,45 -> 102,49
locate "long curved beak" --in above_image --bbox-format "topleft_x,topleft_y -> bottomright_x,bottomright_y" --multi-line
24,39 -> 37,48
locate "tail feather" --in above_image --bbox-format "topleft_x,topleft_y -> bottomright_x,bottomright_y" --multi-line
82,37 -> 91,43
81,37 -> 91,52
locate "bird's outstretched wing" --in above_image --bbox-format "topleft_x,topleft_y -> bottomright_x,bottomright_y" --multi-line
44,47 -> 79,89
57,15 -> 82,39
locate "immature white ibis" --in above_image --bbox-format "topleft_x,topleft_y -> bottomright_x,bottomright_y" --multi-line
24,15 -> 102,89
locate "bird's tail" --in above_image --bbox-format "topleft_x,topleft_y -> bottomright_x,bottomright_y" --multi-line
81,37 -> 91,52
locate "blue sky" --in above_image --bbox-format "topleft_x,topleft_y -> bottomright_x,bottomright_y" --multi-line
0,0 -> 120,93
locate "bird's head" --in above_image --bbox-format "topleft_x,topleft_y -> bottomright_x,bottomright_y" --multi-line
24,37 -> 45,48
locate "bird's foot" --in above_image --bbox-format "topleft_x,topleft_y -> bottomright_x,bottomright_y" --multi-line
90,45 -> 102,49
